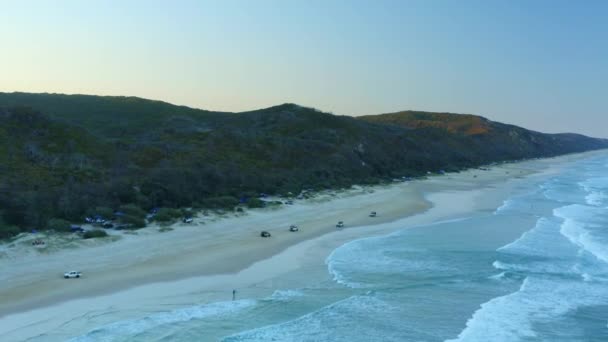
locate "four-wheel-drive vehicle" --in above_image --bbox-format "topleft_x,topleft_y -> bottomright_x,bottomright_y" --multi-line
64,271 -> 82,278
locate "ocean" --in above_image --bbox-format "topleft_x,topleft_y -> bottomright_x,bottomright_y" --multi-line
70,153 -> 608,341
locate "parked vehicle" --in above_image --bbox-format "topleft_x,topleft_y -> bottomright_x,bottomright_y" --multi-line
260,231 -> 271,238
70,225 -> 85,233
183,217 -> 194,223
64,271 -> 82,279
369,211 -> 377,217
336,221 -> 344,228
289,225 -> 299,232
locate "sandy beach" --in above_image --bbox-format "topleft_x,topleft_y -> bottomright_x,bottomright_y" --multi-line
0,151 -> 604,341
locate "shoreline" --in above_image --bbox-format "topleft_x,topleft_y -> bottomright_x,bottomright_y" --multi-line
0,150 -> 606,341
0,181 -> 430,316
0,190 -> 488,342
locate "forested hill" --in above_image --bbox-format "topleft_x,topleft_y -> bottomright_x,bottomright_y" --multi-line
1,92 -> 606,237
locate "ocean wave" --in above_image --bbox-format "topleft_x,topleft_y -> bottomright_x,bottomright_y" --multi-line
446,276 -> 608,342
487,271 -> 516,281
497,217 -> 578,260
325,238 -> 377,288
69,299 -> 257,342
493,199 -> 514,215
578,177 -> 608,207
580,273 -> 608,283
445,278 -> 536,342
493,187 -> 544,216
268,289 -> 305,301
325,216 -> 475,289
555,205 -> 608,265
495,205 -> 608,278
585,191 -> 608,207
325,232 -> 453,289
491,260 -> 579,276
541,177 -> 587,204
223,295 -> 402,342
493,197 -> 533,215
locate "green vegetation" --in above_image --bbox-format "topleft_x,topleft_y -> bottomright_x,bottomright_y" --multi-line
0,215 -> 20,239
121,215 -> 147,228
88,207 -> 114,220
83,229 -> 108,239
246,198 -> 265,208
0,93 -> 607,239
119,204 -> 146,218
201,196 -> 240,209
47,218 -> 72,232
153,208 -> 182,222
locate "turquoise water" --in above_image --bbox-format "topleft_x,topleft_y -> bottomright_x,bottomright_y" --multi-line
71,154 -> 608,341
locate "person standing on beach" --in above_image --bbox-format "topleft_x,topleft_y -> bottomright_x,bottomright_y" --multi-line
232,289 -> 237,301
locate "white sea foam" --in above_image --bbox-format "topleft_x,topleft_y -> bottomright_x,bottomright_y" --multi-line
498,218 -> 553,256
555,205 -> 608,264
541,176 -> 588,204
269,289 -> 305,301
493,259 -> 583,276
585,191 -> 608,206
325,239 -> 374,288
326,230 -> 452,288
223,295 -> 401,342
469,168 -> 608,341
578,177 -> 608,207
446,276 -> 608,342
69,299 -> 257,342
445,278 -> 536,342
493,188 -> 542,215
325,234 -> 403,288
488,271 -> 506,280
497,217 -> 579,261
494,198 -> 517,215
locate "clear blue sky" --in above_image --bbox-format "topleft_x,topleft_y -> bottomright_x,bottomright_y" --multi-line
1,0 -> 606,136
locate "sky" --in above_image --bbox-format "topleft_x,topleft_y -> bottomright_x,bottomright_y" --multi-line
1,0 -> 606,137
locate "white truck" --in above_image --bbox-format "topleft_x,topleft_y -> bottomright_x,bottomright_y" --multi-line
64,271 -> 82,279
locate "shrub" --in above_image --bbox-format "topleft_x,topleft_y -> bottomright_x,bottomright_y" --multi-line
180,208 -> 194,218
0,224 -> 20,239
47,218 -> 72,232
201,196 -> 239,209
119,204 -> 146,218
121,215 -> 146,228
154,208 -> 182,222
247,198 -> 265,208
83,229 -> 108,239
86,206 -> 114,220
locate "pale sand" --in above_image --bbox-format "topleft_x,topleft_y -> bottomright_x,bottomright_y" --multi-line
0,151 -> 604,341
